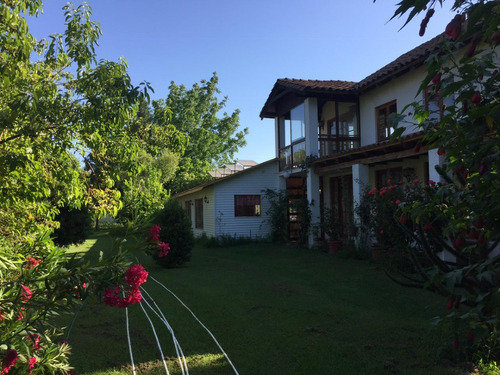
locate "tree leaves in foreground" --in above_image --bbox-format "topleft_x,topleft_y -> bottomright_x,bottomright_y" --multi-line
0,2 -> 152,373
379,0 -> 500,364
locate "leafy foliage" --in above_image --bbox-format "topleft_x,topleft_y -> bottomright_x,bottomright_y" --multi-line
53,206 -> 92,247
156,73 -> 248,194
152,199 -> 194,268
383,0 -> 500,362
0,2 -> 151,373
263,189 -> 289,243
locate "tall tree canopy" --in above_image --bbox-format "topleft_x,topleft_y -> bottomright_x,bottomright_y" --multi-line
154,73 -> 248,194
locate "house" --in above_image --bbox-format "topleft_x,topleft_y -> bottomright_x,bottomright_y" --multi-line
209,159 -> 258,178
174,159 -> 279,239
259,33 -> 451,246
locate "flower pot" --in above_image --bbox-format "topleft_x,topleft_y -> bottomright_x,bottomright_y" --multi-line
327,239 -> 343,254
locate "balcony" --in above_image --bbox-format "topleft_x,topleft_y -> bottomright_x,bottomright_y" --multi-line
318,134 -> 360,158
279,139 -> 306,171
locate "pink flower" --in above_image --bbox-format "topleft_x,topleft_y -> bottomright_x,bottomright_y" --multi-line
1,349 -> 18,374
395,200 -> 402,205
28,357 -> 36,374
21,285 -> 32,302
471,92 -> 482,105
28,335 -> 41,351
149,225 -> 161,242
103,286 -> 122,307
445,14 -> 462,41
428,180 -> 436,187
124,264 -> 148,287
158,242 -> 170,258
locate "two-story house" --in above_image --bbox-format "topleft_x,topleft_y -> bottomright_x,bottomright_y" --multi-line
259,34 -> 449,245
175,33 -> 453,244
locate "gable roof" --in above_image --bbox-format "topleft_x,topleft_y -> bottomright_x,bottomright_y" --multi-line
260,33 -> 447,119
173,158 -> 278,199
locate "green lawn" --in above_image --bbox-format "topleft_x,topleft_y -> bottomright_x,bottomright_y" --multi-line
64,231 -> 470,375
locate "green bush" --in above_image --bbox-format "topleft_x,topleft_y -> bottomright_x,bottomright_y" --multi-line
152,199 -> 193,268
53,206 -> 92,247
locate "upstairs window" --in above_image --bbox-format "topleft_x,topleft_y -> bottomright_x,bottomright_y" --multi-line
424,86 -> 454,120
234,195 -> 261,217
195,198 -> 203,229
376,100 -> 397,142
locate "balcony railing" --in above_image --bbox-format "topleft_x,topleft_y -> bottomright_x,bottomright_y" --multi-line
279,139 -> 306,171
319,135 -> 360,158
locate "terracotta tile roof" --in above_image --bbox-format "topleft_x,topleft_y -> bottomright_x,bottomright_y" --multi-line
276,78 -> 357,93
260,33 -> 447,118
355,33 -> 447,92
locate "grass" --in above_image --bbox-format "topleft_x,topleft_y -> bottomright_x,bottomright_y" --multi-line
64,231 -> 473,375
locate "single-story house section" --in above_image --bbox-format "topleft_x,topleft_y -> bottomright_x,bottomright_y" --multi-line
173,158 -> 279,239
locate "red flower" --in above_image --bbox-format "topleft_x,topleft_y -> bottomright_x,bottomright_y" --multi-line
471,92 -> 482,105
437,148 -> 446,156
149,225 -> 161,242
453,338 -> 460,349
453,238 -> 464,249
475,218 -> 484,229
395,200 -> 402,205
28,357 -> 36,374
466,331 -> 474,342
25,256 -> 40,270
124,264 -> 148,287
21,285 -> 32,302
28,335 -> 41,351
446,299 -> 453,310
428,180 -> 436,187
399,215 -> 408,225
469,229 -> 479,239
432,73 -> 441,85
424,224 -> 433,232
1,349 -> 18,374
158,242 -> 170,258
445,14 -> 462,41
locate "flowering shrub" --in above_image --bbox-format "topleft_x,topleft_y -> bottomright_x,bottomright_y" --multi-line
386,0 -> 500,361
103,264 -> 149,308
151,199 -> 193,268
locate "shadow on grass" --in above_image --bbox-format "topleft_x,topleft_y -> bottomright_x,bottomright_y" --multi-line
66,230 -> 238,375
65,233 -> 470,375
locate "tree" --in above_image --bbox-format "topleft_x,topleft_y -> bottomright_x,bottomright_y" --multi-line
118,148 -> 179,223
378,0 -> 500,362
155,73 -> 248,194
0,2 -> 151,373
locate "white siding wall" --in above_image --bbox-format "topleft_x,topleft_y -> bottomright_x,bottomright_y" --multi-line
359,66 -> 427,147
214,160 -> 279,239
175,186 -> 215,238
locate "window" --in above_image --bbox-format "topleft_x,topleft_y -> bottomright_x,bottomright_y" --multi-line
234,195 -> 261,217
195,199 -> 203,229
184,201 -> 192,223
424,86 -> 454,120
376,101 -> 397,141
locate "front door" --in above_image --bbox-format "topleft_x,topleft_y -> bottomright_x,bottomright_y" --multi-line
330,175 -> 353,237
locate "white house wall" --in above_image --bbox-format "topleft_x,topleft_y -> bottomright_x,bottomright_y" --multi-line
176,186 -> 215,238
214,160 -> 279,239
359,66 -> 426,147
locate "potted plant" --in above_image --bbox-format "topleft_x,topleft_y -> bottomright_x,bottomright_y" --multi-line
321,206 -> 343,254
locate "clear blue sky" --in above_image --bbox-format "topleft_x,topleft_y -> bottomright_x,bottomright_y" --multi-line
28,0 -> 456,163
